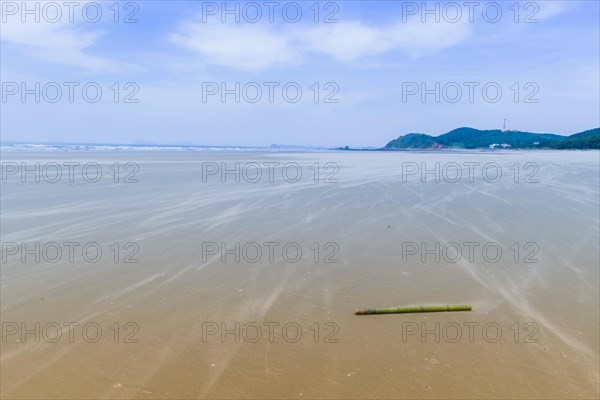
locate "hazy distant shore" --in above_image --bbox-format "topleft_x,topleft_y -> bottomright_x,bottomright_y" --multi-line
3,125 -> 599,153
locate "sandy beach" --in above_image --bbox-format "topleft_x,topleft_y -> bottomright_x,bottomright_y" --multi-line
1,150 -> 598,399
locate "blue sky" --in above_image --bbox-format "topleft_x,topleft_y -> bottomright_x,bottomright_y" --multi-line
1,0 -> 599,146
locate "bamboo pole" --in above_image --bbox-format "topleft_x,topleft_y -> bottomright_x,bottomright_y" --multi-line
355,304 -> 472,315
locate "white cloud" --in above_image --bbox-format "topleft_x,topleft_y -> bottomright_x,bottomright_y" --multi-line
0,1 -> 139,74
170,16 -> 472,72
535,0 -> 571,20
170,22 -> 301,73
300,19 -> 471,62
297,22 -> 393,63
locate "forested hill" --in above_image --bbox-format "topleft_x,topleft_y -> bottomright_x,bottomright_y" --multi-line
384,127 -> 600,149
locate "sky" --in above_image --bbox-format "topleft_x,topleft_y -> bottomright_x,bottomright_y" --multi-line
1,0 -> 599,147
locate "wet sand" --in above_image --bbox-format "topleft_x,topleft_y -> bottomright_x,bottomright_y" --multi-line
1,151 -> 599,399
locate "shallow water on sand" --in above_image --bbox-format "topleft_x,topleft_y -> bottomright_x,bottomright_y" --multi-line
1,151 -> 599,399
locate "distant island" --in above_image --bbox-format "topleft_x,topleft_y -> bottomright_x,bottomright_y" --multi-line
335,127 -> 600,151
380,127 -> 600,150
